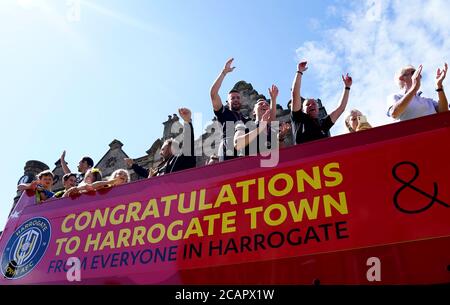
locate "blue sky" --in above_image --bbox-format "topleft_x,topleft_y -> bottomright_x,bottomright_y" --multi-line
1,0 -> 449,230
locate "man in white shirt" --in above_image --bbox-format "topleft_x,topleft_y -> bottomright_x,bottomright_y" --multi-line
387,63 -> 448,121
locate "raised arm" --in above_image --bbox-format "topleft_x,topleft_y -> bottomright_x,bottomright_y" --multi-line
390,65 -> 422,119
330,73 -> 352,123
269,84 -> 278,121
60,150 -> 71,174
291,61 -> 308,112
178,107 -> 195,158
436,63 -> 449,113
210,58 -> 235,111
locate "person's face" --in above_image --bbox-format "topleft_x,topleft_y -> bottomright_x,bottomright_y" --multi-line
64,176 -> 77,190
84,171 -> 94,184
303,99 -> 319,118
254,100 -> 270,119
77,160 -> 89,173
400,68 -> 417,89
114,172 -> 128,185
160,141 -> 173,159
349,110 -> 362,131
40,175 -> 53,189
228,92 -> 241,111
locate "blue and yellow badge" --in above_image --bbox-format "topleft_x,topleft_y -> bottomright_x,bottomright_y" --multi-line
1,217 -> 51,279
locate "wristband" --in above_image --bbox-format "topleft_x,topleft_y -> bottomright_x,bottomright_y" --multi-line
297,71 -> 303,75
345,87 -> 351,90
436,87 -> 444,92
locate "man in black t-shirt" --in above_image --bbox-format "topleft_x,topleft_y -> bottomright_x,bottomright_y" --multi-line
290,60 -> 353,144
210,58 -> 250,161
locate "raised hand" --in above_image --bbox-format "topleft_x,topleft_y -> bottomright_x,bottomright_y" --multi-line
436,63 -> 448,88
178,107 -> 192,122
60,150 -> 66,161
342,73 -> 353,87
412,64 -> 423,92
297,61 -> 308,73
124,158 -> 134,168
223,58 -> 236,74
268,84 -> 279,100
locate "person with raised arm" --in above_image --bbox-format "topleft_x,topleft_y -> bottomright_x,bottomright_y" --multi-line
234,85 -> 280,155
387,63 -> 448,121
60,151 -> 94,184
125,108 -> 196,178
210,58 -> 250,161
290,60 -> 352,144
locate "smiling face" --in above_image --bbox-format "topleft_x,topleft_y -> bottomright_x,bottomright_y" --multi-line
63,175 -> 77,190
397,65 -> 417,90
84,171 -> 94,184
253,99 -> 270,120
39,174 -> 53,190
113,171 -> 129,185
303,99 -> 319,118
228,92 -> 241,111
350,109 -> 362,131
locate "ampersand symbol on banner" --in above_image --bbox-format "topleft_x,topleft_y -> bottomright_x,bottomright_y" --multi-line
392,161 -> 449,214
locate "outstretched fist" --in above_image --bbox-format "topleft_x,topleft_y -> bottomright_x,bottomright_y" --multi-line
297,61 -> 308,73
342,73 -> 353,87
178,107 -> 192,122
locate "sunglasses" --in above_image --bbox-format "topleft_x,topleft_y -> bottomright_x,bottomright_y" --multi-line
403,69 -> 416,77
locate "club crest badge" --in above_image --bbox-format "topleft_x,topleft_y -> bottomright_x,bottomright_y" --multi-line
1,217 -> 51,279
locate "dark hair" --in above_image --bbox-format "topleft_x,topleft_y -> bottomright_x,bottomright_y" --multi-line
81,157 -> 94,168
228,89 -> 240,95
63,173 -> 77,182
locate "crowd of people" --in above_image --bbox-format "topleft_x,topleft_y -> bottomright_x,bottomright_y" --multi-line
15,58 -> 448,205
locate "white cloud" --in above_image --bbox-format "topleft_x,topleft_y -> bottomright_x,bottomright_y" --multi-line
296,0 -> 450,135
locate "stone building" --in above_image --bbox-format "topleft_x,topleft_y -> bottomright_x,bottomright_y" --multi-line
12,81 -> 327,208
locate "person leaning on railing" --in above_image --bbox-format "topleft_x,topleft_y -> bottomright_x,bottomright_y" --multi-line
54,173 -> 77,198
17,170 -> 55,203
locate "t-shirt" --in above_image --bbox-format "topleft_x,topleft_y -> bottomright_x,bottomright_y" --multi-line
76,173 -> 85,184
291,110 -> 333,144
214,105 -> 250,160
386,92 -> 438,121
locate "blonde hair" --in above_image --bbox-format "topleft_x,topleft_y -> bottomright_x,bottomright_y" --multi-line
344,109 -> 363,132
395,65 -> 415,89
109,169 -> 130,183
